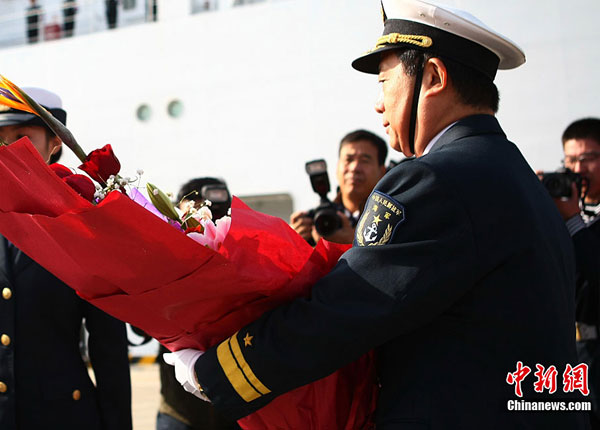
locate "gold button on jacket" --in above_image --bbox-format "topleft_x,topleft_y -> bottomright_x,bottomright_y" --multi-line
0,382 -> 7,393
1,335 -> 10,346
72,389 -> 81,401
2,288 -> 11,300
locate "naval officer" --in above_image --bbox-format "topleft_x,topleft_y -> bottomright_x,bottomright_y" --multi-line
0,88 -> 132,430
166,1 -> 589,428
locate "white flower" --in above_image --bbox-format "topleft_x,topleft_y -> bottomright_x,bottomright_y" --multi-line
204,199 -> 212,207
136,169 -> 144,176
187,216 -> 231,251
198,205 -> 213,220
215,216 -> 231,245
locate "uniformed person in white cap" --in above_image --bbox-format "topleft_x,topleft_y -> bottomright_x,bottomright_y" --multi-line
166,1 -> 589,428
0,88 -> 133,430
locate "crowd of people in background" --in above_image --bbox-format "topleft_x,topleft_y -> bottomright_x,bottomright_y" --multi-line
25,0 -> 120,44
26,0 -> 79,43
22,0 -> 256,45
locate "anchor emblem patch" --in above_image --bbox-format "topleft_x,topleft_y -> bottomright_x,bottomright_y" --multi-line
355,191 -> 405,247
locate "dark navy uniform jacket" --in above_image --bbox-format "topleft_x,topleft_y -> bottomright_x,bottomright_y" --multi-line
572,217 -> 600,425
0,238 -> 132,429
573,218 -> 600,329
195,115 -> 588,429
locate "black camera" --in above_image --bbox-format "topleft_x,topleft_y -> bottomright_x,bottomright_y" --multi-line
200,184 -> 231,219
541,168 -> 584,199
305,159 -> 342,237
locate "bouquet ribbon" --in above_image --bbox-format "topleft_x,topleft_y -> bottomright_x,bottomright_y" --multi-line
0,138 -> 377,429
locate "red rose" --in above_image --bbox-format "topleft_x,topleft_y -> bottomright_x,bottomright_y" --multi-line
49,163 -> 96,202
50,163 -> 73,179
78,144 -> 121,184
64,174 -> 96,202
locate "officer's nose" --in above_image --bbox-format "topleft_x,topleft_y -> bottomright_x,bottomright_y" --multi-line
374,90 -> 384,114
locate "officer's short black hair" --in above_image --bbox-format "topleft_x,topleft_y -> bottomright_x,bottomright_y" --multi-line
176,177 -> 227,203
562,118 -> 600,147
339,129 -> 388,166
396,49 -> 500,114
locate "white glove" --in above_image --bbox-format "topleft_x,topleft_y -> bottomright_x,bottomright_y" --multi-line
163,348 -> 210,402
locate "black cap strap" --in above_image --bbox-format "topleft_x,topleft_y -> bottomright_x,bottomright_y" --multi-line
408,55 -> 424,155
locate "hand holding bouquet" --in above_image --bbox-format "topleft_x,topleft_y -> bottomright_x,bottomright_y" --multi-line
0,76 -> 377,429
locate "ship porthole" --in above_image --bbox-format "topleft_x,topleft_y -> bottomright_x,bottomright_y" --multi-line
136,104 -> 152,122
167,100 -> 184,118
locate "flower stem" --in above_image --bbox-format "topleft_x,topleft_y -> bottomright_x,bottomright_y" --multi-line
12,86 -> 88,163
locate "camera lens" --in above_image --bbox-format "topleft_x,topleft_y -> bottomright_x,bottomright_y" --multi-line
314,209 -> 342,236
542,172 -> 572,198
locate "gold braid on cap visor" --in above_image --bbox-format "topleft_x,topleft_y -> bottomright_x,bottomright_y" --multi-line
368,33 -> 433,53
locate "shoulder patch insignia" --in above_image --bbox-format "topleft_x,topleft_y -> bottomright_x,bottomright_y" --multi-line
355,191 -> 405,246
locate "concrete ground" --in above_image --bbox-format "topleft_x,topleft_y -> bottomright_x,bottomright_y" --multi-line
131,363 -> 161,430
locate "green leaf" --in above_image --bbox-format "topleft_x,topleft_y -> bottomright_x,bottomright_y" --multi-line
146,183 -> 181,222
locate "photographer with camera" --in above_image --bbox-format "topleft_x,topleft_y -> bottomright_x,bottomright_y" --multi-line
156,177 -> 240,430
290,129 -> 387,245
542,118 -> 600,428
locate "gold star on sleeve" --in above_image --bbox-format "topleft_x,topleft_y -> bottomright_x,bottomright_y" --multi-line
373,214 -> 382,225
243,332 -> 254,347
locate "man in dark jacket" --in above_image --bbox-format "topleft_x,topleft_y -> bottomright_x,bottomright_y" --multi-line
166,1 -> 589,428
62,0 -> 78,37
290,129 -> 387,245
546,117 -> 600,428
25,0 -> 43,43
0,87 -> 132,430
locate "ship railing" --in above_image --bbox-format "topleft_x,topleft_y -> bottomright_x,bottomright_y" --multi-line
0,0 -> 268,50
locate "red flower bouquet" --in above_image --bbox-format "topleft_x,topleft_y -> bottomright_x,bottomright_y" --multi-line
0,77 -> 378,429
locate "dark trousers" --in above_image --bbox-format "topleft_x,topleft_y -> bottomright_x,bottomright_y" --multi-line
577,340 -> 600,429
106,2 -> 117,29
156,412 -> 193,430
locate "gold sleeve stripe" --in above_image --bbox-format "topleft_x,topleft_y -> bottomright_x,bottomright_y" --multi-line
216,332 -> 271,402
229,332 -> 271,396
217,337 -> 261,402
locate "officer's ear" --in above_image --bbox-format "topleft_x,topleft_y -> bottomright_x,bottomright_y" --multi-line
421,57 -> 449,99
47,134 -> 62,163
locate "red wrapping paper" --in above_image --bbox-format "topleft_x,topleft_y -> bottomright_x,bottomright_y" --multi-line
0,138 -> 377,429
